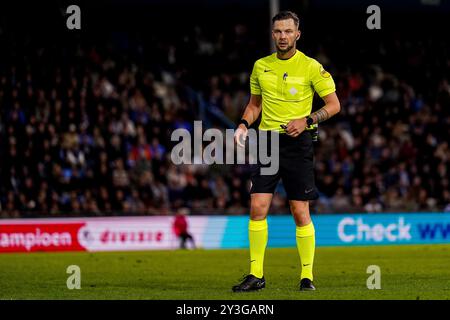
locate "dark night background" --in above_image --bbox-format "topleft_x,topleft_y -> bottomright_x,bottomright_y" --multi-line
0,0 -> 449,217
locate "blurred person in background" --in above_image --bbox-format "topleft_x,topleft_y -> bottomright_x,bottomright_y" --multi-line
172,207 -> 196,249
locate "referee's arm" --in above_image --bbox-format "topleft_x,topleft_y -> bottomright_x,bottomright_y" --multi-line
235,94 -> 262,147
310,92 -> 340,125
286,92 -> 340,137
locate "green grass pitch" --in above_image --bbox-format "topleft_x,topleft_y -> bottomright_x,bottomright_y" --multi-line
1,244 -> 449,300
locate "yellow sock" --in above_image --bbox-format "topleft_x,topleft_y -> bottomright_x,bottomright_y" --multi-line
296,222 -> 315,281
248,219 -> 268,279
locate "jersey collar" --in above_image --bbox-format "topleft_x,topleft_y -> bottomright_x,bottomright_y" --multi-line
275,49 -> 299,63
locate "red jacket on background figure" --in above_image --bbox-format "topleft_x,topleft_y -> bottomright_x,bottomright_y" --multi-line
173,214 -> 188,237
172,213 -> 195,249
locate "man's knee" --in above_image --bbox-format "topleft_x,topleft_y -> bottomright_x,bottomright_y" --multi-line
290,200 -> 309,211
250,195 -> 272,220
290,201 -> 311,225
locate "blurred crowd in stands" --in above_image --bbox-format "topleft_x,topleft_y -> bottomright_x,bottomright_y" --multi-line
0,12 -> 449,218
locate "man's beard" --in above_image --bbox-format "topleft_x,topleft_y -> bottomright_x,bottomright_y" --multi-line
276,43 -> 294,54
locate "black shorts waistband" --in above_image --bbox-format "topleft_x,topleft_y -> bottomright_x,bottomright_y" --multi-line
257,130 -> 312,147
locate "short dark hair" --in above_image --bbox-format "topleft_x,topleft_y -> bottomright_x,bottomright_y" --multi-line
272,11 -> 300,28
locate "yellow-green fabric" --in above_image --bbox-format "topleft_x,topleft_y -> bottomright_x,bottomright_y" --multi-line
249,219 -> 268,278
250,50 -> 335,132
296,222 -> 316,280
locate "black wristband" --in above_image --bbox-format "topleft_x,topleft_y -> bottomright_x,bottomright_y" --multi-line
306,116 -> 314,126
238,119 -> 249,129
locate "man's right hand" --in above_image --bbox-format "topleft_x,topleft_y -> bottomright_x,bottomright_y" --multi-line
234,124 -> 248,147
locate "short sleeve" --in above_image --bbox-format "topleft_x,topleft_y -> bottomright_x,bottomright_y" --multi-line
310,60 -> 336,98
250,62 -> 261,95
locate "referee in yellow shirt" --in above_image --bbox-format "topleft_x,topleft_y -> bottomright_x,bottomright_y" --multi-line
232,11 -> 340,292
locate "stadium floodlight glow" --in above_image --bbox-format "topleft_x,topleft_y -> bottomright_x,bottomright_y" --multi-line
170,121 -> 280,175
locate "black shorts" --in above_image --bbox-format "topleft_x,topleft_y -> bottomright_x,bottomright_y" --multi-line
250,130 -> 318,201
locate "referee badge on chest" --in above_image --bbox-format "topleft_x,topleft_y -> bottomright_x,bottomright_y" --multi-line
289,87 -> 298,96
281,76 -> 307,101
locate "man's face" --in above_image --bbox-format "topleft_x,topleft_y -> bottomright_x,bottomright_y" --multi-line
272,18 -> 300,53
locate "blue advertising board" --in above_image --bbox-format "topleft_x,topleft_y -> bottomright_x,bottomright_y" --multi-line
219,213 -> 450,248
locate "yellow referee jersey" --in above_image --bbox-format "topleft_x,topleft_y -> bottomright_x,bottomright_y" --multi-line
250,49 -> 336,132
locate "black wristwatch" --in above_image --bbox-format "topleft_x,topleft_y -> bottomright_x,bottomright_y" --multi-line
306,116 -> 314,127
238,119 -> 249,129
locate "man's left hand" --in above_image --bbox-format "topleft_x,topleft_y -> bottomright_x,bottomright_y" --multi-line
286,118 -> 307,137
